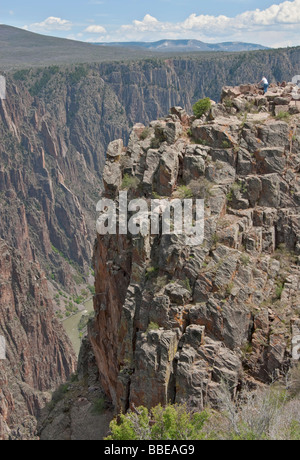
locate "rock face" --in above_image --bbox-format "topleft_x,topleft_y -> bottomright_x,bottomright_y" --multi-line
91,82 -> 300,412
0,239 -> 76,439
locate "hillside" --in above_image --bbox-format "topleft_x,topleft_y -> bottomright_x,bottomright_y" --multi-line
0,25 -> 156,70
97,39 -> 269,52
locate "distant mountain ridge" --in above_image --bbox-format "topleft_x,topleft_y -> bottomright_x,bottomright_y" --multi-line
0,25 -> 270,70
96,39 -> 270,52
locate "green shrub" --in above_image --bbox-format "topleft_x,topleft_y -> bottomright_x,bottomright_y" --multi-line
175,185 -> 193,199
275,111 -> 291,122
13,69 -> 30,81
145,266 -> 159,280
240,254 -> 250,267
192,98 -> 212,119
140,128 -> 151,140
68,65 -> 88,85
29,66 -> 59,96
88,284 -> 96,295
275,280 -> 284,300
223,97 -> 234,108
191,138 -> 208,146
147,321 -> 160,332
92,397 -> 106,414
150,137 -> 163,149
121,174 -> 140,191
225,282 -> 234,296
105,403 -> 209,440
222,140 -> 231,149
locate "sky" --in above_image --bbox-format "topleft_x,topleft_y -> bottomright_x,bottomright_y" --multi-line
0,0 -> 300,48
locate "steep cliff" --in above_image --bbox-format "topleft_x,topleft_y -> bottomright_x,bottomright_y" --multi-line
0,70 -> 125,288
0,239 -> 76,439
91,82 -> 300,413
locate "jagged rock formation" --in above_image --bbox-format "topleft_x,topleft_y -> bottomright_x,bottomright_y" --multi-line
91,82 -> 300,412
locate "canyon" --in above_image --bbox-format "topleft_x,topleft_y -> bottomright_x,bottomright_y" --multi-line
0,43 -> 300,439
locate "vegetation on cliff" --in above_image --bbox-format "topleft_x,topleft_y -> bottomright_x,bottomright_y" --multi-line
106,367 -> 300,440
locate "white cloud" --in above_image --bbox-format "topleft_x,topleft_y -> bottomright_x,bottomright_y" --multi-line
111,0 -> 300,46
84,25 -> 107,34
23,16 -> 73,32
237,0 -> 300,26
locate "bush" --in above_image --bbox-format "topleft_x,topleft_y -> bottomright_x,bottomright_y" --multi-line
105,381 -> 300,440
29,66 -> 60,96
192,98 -> 212,119
13,69 -> 30,81
121,174 -> 140,191
147,321 -> 160,332
140,128 -> 151,140
88,284 -> 96,295
68,65 -> 88,85
145,266 -> 159,280
92,397 -> 106,414
174,185 -> 193,199
105,403 -> 210,440
188,179 -> 215,200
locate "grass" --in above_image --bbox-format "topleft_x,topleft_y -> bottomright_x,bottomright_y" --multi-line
275,111 -> 291,122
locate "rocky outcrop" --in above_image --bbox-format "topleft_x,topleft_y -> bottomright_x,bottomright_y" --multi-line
91,82 -> 300,412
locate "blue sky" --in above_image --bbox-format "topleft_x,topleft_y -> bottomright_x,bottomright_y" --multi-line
1,0 -> 300,47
